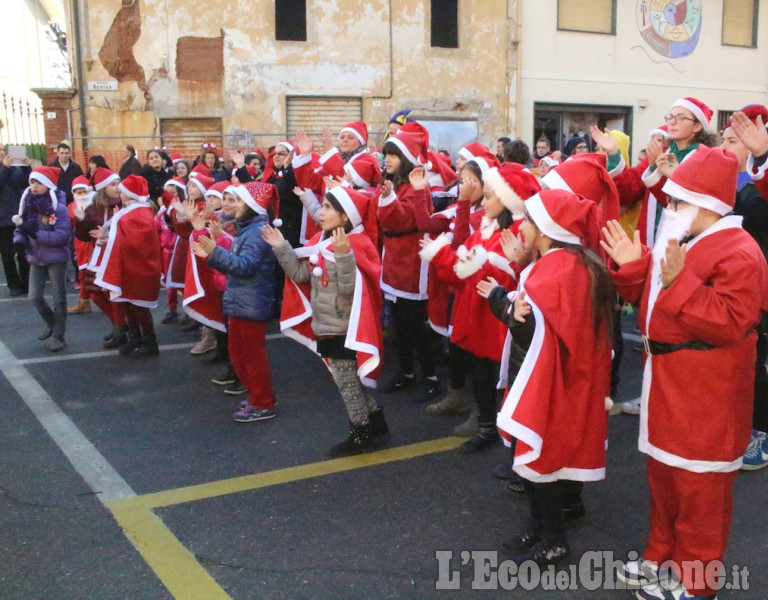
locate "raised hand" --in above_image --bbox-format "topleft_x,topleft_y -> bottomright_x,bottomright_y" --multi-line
181,197 -> 198,220
323,175 -> 342,190
600,219 -> 642,266
660,238 -> 687,287
476,276 -> 500,299
408,167 -> 428,191
458,176 -> 480,202
261,224 -> 285,248
381,180 -> 394,199
730,112 -> 768,157
513,290 -> 531,323
332,227 -> 350,254
590,125 -> 618,154
500,228 -> 525,263
209,219 -> 222,240
654,152 -> 679,178
321,126 -> 334,153
294,130 -> 314,157
229,148 -> 245,168
646,137 -> 665,165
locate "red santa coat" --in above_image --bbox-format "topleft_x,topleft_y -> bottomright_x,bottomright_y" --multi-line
747,152 -> 768,200
94,202 -> 162,307
612,215 -> 768,471
497,249 -> 612,482
421,220 -> 519,361
280,227 -> 383,387
164,208 -> 192,289
182,227 -> 233,332
377,183 -> 433,300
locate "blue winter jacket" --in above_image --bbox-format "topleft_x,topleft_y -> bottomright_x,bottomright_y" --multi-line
13,190 -> 72,266
206,214 -> 276,321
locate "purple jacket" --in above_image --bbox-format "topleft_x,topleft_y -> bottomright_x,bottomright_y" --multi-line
13,189 -> 72,265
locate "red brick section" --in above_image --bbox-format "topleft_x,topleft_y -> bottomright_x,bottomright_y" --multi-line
30,88 -> 77,163
176,33 -> 224,82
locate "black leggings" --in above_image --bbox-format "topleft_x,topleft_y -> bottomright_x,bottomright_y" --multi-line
391,298 -> 436,378
468,353 -> 500,424
523,479 -> 583,539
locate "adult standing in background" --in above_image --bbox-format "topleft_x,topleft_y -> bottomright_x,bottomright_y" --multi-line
118,145 -> 142,180
0,146 -> 31,295
48,141 -> 83,205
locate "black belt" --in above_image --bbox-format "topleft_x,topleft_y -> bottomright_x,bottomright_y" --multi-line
382,230 -> 417,238
642,336 -> 715,356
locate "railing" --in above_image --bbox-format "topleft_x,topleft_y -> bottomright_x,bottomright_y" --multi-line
0,91 -> 44,146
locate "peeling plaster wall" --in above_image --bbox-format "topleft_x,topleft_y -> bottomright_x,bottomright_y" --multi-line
71,0 -> 518,150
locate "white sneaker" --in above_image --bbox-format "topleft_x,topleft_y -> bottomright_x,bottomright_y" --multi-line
622,397 -> 642,415
618,558 -> 659,588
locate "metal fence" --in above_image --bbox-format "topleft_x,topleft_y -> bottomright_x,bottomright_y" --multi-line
0,91 -> 44,146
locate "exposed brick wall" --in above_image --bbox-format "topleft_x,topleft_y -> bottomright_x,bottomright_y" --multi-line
176,33 -> 224,82
31,89 -> 76,161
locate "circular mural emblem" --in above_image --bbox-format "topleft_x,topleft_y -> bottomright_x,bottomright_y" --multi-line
637,0 -> 702,58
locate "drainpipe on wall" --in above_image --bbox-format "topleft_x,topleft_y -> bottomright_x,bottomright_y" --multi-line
515,0 -> 522,139
366,0 -> 394,124
70,0 -> 88,150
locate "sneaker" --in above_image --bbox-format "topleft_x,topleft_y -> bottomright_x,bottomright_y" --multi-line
161,311 -> 178,324
37,327 -> 53,341
47,336 -> 66,352
379,375 -> 416,394
617,559 -> 660,589
742,430 -> 768,471
412,378 -> 440,403
232,407 -> 275,423
212,367 -> 236,386
622,397 -> 642,415
224,381 -> 247,395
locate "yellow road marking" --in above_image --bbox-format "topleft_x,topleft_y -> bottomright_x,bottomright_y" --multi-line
106,436 -> 463,600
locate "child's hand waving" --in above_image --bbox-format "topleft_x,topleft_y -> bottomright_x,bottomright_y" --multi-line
191,235 -> 216,258
262,224 -> 285,248
513,290 -> 531,323
332,227 -> 350,254
476,276 -> 500,299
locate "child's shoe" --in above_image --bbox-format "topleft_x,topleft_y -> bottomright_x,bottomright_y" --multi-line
232,406 -> 275,423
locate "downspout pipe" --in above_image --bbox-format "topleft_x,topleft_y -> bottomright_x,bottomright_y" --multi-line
71,0 -> 88,149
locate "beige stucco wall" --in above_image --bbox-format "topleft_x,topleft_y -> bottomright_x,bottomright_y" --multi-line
71,0 -> 520,151
519,0 -> 768,149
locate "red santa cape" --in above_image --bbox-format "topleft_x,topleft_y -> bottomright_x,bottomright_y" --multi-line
182,230 -> 231,332
497,249 -> 612,482
94,202 -> 162,307
279,226 -> 383,387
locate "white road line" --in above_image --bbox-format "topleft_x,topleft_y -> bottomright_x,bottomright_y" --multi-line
0,340 -> 136,503
17,333 -> 286,365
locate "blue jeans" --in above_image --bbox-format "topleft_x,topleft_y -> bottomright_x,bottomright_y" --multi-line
28,262 -> 67,339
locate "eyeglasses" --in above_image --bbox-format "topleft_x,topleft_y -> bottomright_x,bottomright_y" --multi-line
664,114 -> 696,124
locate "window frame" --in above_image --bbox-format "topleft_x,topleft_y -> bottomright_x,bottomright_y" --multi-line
556,0 -> 617,35
721,0 -> 759,48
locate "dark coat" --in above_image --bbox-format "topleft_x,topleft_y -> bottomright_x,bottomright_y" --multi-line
0,164 -> 31,226
206,215 -> 277,321
118,156 -> 142,180
139,165 -> 172,202
49,158 -> 84,205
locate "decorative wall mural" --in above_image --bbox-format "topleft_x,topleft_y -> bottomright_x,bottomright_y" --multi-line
636,0 -> 702,58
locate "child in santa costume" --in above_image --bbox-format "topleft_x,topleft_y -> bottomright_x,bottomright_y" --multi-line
732,106 -> 768,209
482,188 -> 613,566
13,166 -> 72,352
420,164 -> 540,453
158,178 -> 185,324
192,182 -> 278,423
94,175 -> 162,358
602,146 -> 768,599
263,186 -> 385,456
66,175 -> 96,315
377,127 -> 440,402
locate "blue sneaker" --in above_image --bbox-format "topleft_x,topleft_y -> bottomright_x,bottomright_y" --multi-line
741,429 -> 768,471
232,407 -> 275,423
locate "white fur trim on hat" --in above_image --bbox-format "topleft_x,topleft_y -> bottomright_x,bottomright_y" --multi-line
483,167 -> 525,219
470,157 -> 492,175
118,181 -> 148,202
277,141 -> 294,154
233,185 -> 266,216
188,178 -> 207,196
164,179 -> 186,191
329,187 -> 362,228
344,162 -> 367,189
541,169 -> 573,194
29,172 -> 55,191
94,173 -> 119,191
526,193 -> 581,246
454,245 -> 488,280
661,178 -> 733,216
340,126 -> 366,147
648,128 -> 669,140
418,233 -> 452,263
205,189 -> 223,199
386,138 -> 422,167
671,98 -> 710,128
458,147 -> 474,161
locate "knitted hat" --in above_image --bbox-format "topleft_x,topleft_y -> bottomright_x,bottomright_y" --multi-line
671,97 -> 713,128
29,166 -> 60,190
483,164 -> 541,219
92,167 -> 119,191
661,145 -> 737,216
385,131 -> 428,169
119,174 -> 149,202
188,174 -> 214,198
344,153 -> 382,188
543,154 -> 619,213
236,182 -> 281,225
389,109 -> 413,125
526,189 -> 601,251
648,124 -> 669,140
191,163 -> 212,178
71,175 -> 92,192
340,121 -> 368,146
563,136 -> 588,157
458,143 -> 501,175
164,177 -> 187,192
205,181 -> 231,200
328,186 -> 378,248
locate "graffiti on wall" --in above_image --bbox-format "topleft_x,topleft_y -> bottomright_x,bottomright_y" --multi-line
636,0 -> 702,58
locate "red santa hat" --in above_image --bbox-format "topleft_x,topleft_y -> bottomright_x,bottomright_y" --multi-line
738,104 -> 768,127
340,121 -> 368,146
164,176 -> 187,192
385,130 -> 429,169
92,167 -> 120,191
427,151 -> 457,187
648,124 -> 669,141
526,189 -> 601,252
670,97 -> 712,128
205,180 -> 231,200
188,174 -> 214,198
397,122 -> 432,168
483,164 -> 541,219
458,142 -> 501,175
170,152 -> 183,164
235,182 -> 281,225
542,153 -> 619,213
119,174 -> 149,202
275,140 -> 294,154
71,175 -> 92,192
191,163 -> 212,178
661,145 -> 738,216
327,187 -> 377,247
29,166 -> 60,191
344,153 -> 382,188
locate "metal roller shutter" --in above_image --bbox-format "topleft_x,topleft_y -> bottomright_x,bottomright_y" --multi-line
160,118 -> 223,154
286,96 -> 363,137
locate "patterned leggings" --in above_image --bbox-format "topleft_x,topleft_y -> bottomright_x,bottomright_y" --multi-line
328,359 -> 379,426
